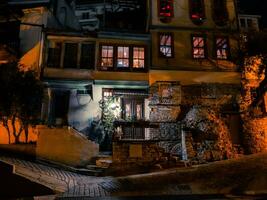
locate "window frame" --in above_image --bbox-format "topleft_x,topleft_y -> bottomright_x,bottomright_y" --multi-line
133,47 -> 145,69
158,32 -> 174,58
47,41 -> 62,68
117,46 -> 130,68
99,44 -> 147,71
214,36 -> 230,60
63,42 -> 79,68
189,0 -> 206,25
158,0 -> 174,23
100,44 -> 114,70
212,0 -> 229,26
191,34 -> 207,59
80,43 -> 95,69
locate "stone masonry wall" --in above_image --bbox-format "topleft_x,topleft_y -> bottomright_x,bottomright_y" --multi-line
243,117 -> 267,154
112,141 -> 164,164
148,81 -> 183,157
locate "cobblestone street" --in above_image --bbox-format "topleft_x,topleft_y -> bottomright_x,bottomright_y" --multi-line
0,155 -> 116,198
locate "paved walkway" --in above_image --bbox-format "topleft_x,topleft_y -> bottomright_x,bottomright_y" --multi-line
0,155 -> 118,198
0,155 -> 193,198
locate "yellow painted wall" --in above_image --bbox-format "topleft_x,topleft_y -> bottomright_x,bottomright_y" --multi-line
36,126 -> 99,167
151,0 -> 237,29
149,70 -> 240,85
151,30 -> 238,71
0,122 -> 38,144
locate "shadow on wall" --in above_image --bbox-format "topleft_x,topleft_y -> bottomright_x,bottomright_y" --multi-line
0,123 -> 38,144
80,118 -> 112,151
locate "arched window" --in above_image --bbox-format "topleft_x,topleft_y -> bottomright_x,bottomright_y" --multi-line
212,0 -> 229,26
158,0 -> 174,23
189,0 -> 206,25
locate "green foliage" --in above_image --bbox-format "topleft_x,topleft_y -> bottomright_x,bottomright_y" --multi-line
99,96 -> 118,137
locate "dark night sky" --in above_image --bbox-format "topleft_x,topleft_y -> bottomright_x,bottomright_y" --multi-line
239,0 -> 267,28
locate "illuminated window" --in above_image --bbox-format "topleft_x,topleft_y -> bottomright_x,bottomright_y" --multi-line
101,45 -> 113,68
117,46 -> 129,68
159,33 -> 173,58
189,0 -> 205,25
103,89 -> 113,98
133,47 -> 145,68
158,0 -> 173,22
212,0 -> 228,26
47,42 -> 62,68
63,43 -> 78,68
99,45 -> 146,70
215,36 -> 229,60
192,35 -> 206,59
80,43 -> 95,69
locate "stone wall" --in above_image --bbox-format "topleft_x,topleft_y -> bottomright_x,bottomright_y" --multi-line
112,141 -> 164,164
183,107 -> 236,162
148,81 -> 183,157
243,117 -> 267,154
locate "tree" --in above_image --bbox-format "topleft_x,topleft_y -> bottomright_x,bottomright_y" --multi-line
0,62 -> 43,143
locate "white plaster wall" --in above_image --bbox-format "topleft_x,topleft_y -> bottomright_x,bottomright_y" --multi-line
68,86 -> 102,133
67,85 -> 149,136
55,0 -> 81,30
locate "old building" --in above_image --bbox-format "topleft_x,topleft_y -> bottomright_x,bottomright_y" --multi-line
147,0 -> 241,162
41,0 -> 150,152
40,0 -> 243,163
5,0 -> 244,164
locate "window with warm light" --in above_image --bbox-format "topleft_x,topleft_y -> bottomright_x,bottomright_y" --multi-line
215,36 -> 229,60
117,46 -> 129,68
192,35 -> 206,59
133,47 -> 145,68
99,45 -> 146,71
103,89 -> 113,98
158,0 -> 173,22
101,45 -> 114,68
159,33 -> 173,58
189,0 -> 205,25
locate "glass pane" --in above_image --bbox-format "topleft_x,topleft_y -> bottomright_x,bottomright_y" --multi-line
125,104 -> 131,119
133,59 -> 144,68
136,104 -> 142,120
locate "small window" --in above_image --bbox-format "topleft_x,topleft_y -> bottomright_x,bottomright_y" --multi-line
158,0 -> 174,22
189,0 -> 206,25
215,36 -> 229,60
212,0 -> 228,26
82,12 -> 90,19
47,42 -> 62,68
117,46 -> 129,68
159,33 -> 173,58
103,88 -> 113,98
101,45 -> 114,68
64,43 -> 78,68
80,43 -> 95,69
192,35 -> 206,59
133,47 -> 145,68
